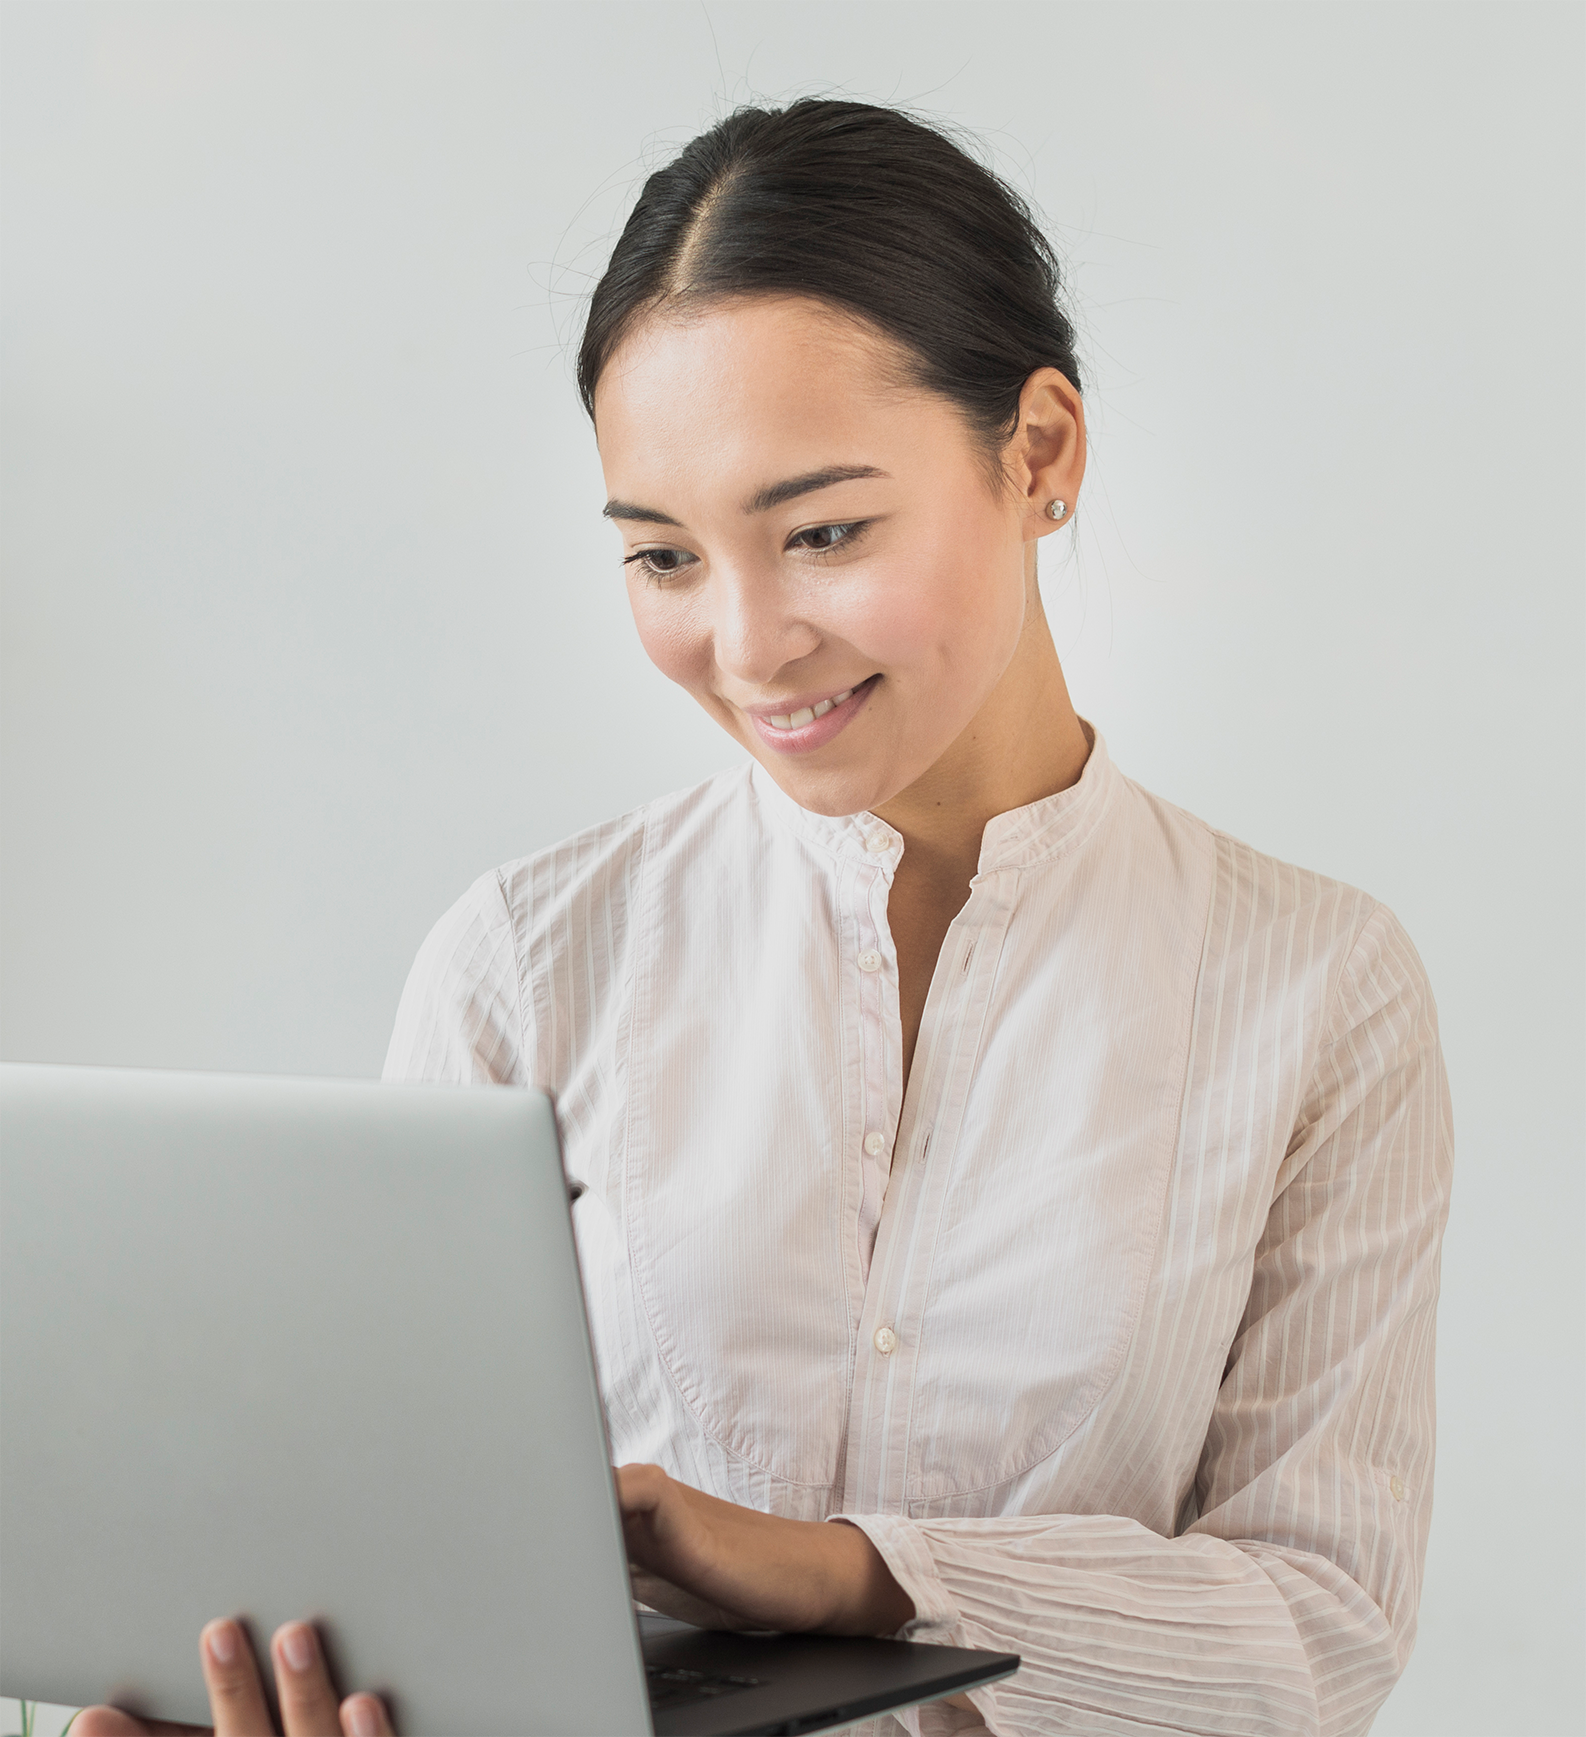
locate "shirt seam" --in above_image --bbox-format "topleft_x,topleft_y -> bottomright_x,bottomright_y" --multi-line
495,867 -> 532,1084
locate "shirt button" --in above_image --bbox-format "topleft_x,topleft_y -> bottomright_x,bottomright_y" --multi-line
857,949 -> 883,973
873,1326 -> 897,1355
1390,1475 -> 1404,1502
864,832 -> 891,853
863,1131 -> 887,1157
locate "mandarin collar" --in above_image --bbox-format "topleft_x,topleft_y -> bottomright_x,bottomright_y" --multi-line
748,722 -> 1118,877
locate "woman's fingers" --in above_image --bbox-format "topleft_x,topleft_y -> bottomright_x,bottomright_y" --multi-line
194,1614 -> 388,1737
615,1462 -> 669,1527
267,1623 -> 345,1737
337,1693 -> 393,1737
67,1710 -> 207,1737
65,1713 -> 149,1737
199,1620 -> 272,1737
68,1619 -> 389,1737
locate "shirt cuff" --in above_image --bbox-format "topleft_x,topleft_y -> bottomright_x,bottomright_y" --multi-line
829,1512 -> 962,1643
832,1514 -> 1011,1737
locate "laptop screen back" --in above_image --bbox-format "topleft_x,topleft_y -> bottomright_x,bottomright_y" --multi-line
0,1065 -> 652,1736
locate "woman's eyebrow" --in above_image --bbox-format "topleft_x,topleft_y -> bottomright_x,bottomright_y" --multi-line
740,464 -> 890,515
601,464 -> 889,527
602,499 -> 685,526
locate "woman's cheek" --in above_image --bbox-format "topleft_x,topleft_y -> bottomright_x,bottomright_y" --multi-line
841,552 -> 998,678
628,589 -> 714,694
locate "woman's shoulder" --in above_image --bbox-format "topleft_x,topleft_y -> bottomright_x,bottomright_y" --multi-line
488,757 -> 760,920
1117,769 -> 1438,1030
382,763 -> 758,1083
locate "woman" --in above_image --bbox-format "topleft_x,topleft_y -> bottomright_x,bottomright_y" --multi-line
82,98 -> 1453,1737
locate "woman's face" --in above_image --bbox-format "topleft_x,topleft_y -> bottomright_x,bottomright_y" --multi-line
593,294 -> 1078,819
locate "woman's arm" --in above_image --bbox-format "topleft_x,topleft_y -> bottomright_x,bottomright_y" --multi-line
631,905 -> 1453,1737
618,1464 -> 915,1635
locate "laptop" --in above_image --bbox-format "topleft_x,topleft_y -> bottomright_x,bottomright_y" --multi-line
0,1063 -> 1018,1735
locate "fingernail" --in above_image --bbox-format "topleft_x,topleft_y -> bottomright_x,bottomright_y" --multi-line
279,1622 -> 316,1673
345,1693 -> 382,1737
205,1620 -> 238,1665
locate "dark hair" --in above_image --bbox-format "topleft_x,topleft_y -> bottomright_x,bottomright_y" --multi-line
576,99 -> 1081,484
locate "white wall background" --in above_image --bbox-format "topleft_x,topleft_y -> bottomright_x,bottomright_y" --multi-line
2,3 -> 1581,1732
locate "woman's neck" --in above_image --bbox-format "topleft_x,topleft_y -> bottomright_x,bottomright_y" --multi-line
874,573 -> 1091,887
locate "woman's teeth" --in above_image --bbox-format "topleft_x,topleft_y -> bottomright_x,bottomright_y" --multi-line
766,688 -> 854,732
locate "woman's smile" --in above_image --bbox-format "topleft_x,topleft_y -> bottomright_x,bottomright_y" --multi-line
745,675 -> 877,752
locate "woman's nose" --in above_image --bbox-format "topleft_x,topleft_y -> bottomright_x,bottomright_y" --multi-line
711,570 -> 819,686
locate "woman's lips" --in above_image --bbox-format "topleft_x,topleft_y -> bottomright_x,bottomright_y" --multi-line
747,675 -> 878,754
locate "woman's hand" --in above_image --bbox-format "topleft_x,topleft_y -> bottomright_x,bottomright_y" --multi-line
69,1619 -> 393,1737
616,1462 -> 915,1638
62,1471 -> 905,1736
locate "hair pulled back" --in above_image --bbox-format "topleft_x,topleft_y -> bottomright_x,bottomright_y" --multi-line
576,99 -> 1081,475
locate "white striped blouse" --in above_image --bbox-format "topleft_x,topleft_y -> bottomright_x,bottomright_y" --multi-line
383,727 -> 1453,1737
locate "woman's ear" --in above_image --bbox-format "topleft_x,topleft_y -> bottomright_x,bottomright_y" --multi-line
1011,367 -> 1086,536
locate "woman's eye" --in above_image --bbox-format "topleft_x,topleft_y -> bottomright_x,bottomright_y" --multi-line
790,521 -> 866,555
623,547 -> 697,580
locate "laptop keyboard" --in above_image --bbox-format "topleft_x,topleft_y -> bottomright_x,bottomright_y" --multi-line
646,1663 -> 765,1709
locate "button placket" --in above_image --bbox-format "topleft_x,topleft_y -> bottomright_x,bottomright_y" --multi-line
839,877 -> 1016,1514
849,855 -> 899,1290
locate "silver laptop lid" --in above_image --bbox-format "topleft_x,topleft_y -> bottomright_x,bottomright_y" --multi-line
0,1064 -> 652,1736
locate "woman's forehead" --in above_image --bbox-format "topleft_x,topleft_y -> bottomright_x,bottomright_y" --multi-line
598,296 -> 916,419
593,296 -> 956,503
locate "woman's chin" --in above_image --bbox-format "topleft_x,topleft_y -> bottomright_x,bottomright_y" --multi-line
755,758 -> 903,821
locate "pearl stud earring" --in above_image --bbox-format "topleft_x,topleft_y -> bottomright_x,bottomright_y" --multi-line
1046,499 -> 1068,520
